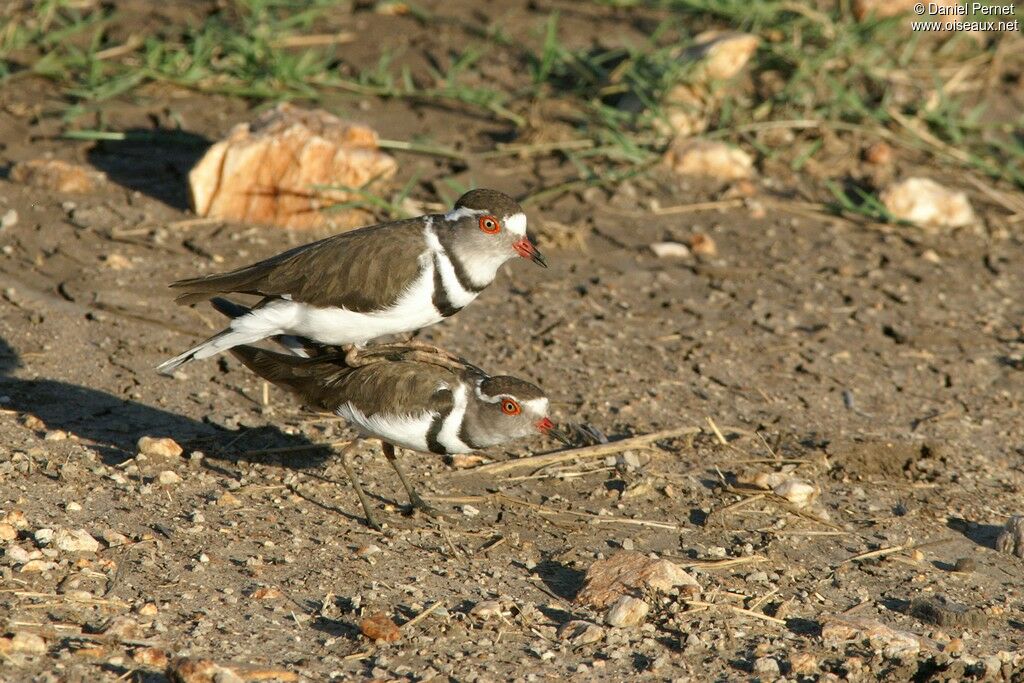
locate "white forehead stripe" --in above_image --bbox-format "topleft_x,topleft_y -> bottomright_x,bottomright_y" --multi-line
504,212 -> 527,236
444,206 -> 483,222
524,397 -> 548,415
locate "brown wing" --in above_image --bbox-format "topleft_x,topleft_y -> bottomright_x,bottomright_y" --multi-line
333,360 -> 456,417
171,219 -> 428,311
229,346 -> 456,417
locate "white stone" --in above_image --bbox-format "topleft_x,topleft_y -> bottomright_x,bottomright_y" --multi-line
54,528 -> 100,553
649,242 -> 691,258
605,596 -> 650,627
879,177 -> 976,229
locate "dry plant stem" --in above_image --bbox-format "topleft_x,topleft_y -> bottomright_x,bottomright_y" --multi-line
685,600 -> 786,625
470,425 -> 702,475
841,537 -> 957,565
402,602 -> 443,632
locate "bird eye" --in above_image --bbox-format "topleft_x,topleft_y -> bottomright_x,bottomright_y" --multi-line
479,215 -> 501,234
501,399 -> 521,415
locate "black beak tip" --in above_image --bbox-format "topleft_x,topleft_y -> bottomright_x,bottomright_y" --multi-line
533,251 -> 548,268
549,427 -> 572,446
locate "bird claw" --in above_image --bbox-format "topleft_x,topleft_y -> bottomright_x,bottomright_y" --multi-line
408,493 -> 442,519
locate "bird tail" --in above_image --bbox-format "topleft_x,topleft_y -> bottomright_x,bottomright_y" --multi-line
157,297 -> 290,374
156,326 -> 271,375
229,345 -> 349,411
210,297 -> 321,358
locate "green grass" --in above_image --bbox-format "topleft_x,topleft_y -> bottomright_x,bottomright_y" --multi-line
2,0 -> 1022,203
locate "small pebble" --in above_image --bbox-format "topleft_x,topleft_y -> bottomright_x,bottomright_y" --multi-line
461,505 -> 480,517
752,656 -> 780,677
470,600 -> 502,619
137,436 -> 183,459
157,470 -> 182,485
649,242 -> 690,259
0,208 -> 18,229
605,596 -> 649,628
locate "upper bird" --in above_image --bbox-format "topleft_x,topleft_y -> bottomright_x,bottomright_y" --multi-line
157,189 -> 545,374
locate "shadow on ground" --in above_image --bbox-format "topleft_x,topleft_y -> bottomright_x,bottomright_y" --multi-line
0,336 -> 321,466
947,517 -> 1005,550
86,128 -> 211,209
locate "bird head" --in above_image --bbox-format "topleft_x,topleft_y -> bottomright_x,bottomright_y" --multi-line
442,190 -> 547,280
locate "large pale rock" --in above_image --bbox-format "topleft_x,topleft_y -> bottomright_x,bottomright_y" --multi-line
189,103 -> 397,229
879,177 -> 976,229
576,551 -> 700,609
137,436 -> 183,459
664,140 -> 755,181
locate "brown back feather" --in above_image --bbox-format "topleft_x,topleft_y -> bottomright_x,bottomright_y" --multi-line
230,346 -> 457,416
172,220 -> 428,310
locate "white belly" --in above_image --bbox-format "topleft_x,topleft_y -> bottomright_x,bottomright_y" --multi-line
277,267 -> 445,345
337,403 -> 434,452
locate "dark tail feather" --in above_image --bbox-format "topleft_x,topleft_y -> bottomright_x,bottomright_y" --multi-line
229,345 -> 347,410
210,297 -> 252,320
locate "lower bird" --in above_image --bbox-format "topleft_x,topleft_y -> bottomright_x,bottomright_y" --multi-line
229,342 -> 566,529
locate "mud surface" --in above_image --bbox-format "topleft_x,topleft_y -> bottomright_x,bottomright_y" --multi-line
2,2 -> 1024,681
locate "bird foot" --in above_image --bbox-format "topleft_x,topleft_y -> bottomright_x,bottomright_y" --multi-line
407,492 -> 442,519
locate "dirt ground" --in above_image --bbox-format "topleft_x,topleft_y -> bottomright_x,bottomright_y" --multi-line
3,1 -> 1024,682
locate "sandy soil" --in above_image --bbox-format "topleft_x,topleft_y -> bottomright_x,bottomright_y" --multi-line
2,1 -> 1024,681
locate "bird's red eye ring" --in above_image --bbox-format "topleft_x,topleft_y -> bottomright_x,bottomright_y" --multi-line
479,215 -> 501,234
501,399 -> 521,416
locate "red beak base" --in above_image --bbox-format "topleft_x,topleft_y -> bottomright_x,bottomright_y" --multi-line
536,417 -> 554,433
513,238 -> 547,267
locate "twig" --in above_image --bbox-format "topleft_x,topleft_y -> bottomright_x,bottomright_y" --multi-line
588,517 -> 677,530
468,426 -> 701,475
670,555 -> 768,570
841,544 -> 907,564
685,600 -> 786,625
840,537 -> 955,565
342,650 -> 374,661
377,138 -> 468,161
401,602 -> 443,632
705,417 -> 728,446
272,32 -> 356,48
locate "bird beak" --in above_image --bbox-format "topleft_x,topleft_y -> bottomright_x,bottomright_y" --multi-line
536,417 -> 572,446
513,237 -> 547,268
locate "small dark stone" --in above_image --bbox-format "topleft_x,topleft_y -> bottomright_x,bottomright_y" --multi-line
952,557 -> 977,573
909,596 -> 988,629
